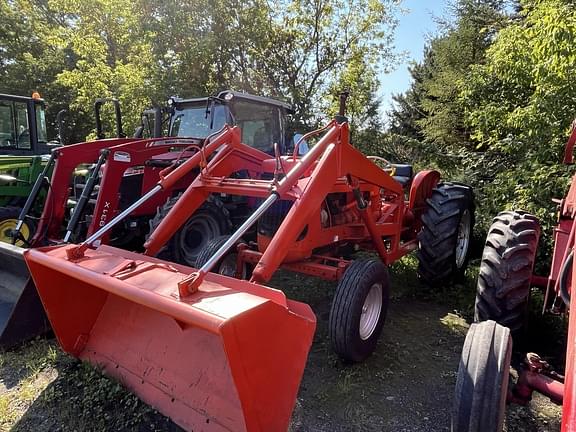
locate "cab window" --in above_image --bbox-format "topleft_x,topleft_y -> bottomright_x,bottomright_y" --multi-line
170,104 -> 228,138
0,103 -> 15,147
35,104 -> 48,143
15,102 -> 30,149
228,100 -> 282,155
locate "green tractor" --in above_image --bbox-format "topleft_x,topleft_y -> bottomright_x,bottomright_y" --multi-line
0,93 -> 64,245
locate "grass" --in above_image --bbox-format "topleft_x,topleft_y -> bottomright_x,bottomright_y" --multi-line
0,339 -> 59,431
0,338 -> 175,432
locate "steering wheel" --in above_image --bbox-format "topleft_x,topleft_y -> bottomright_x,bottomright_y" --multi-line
367,156 -> 396,176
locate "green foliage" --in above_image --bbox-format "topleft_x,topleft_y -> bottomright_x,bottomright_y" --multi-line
0,0 -> 400,141
388,0 -> 576,262
460,0 -> 576,243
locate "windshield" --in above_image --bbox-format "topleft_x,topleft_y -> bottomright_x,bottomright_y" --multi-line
35,104 -> 47,143
227,99 -> 284,155
169,104 -> 228,138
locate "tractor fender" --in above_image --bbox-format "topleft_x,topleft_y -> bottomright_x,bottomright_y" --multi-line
408,169 -> 441,213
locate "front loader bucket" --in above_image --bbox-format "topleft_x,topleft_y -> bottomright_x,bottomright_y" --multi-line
0,243 -> 50,348
24,245 -> 316,432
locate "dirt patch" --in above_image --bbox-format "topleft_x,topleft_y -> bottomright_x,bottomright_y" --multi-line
291,297 -> 561,432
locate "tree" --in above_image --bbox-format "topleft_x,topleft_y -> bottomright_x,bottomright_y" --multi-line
387,47 -> 435,141
459,0 -> 576,236
1,0 -> 402,140
0,0 -> 72,140
251,0 -> 399,129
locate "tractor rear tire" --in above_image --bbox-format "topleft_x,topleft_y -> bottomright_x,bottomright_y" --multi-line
148,194 -> 232,267
474,211 -> 540,333
452,320 -> 512,432
0,206 -> 35,247
195,235 -> 250,278
417,182 -> 475,286
329,259 -> 390,363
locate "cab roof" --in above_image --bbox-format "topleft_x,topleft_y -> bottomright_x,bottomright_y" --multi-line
172,90 -> 293,113
0,93 -> 45,103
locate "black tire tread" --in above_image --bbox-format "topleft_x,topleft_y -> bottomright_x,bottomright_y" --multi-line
474,210 -> 540,332
329,259 -> 389,363
0,206 -> 35,245
452,320 -> 512,432
417,182 -> 475,285
195,235 -> 234,269
195,235 -> 251,279
147,193 -> 231,265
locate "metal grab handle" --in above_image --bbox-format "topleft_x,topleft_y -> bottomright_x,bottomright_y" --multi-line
55,109 -> 67,145
292,122 -> 334,159
94,98 -> 125,139
64,150 -> 109,243
12,151 -> 57,244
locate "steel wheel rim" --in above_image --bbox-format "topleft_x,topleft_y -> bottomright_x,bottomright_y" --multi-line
179,216 -> 221,263
456,209 -> 471,268
0,219 -> 29,247
359,283 -> 382,340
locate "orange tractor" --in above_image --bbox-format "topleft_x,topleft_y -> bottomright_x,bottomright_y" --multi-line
24,94 -> 474,431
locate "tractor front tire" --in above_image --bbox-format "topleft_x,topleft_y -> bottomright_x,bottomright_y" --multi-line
417,183 -> 475,286
0,206 -> 35,247
452,320 -> 512,432
195,235 -> 250,279
148,194 -> 232,267
474,211 -> 540,333
329,259 -> 390,363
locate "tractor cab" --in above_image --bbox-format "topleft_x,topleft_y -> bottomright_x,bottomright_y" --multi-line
0,93 -> 51,156
168,90 -> 293,155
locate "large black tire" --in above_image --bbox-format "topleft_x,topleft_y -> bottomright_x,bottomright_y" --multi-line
0,206 -> 35,247
195,235 -> 250,278
148,194 -> 232,267
417,182 -> 475,286
329,259 -> 390,363
474,211 -> 540,333
452,320 -> 512,432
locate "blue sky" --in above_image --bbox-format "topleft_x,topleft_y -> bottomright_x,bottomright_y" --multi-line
379,0 -> 450,121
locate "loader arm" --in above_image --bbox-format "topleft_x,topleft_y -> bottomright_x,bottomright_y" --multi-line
65,127 -> 237,259
31,138 -> 134,245
564,119 -> 576,164
252,122 -> 406,282
144,121 -> 340,260
143,128 -> 271,256
148,118 -> 409,285
85,139 -> 201,241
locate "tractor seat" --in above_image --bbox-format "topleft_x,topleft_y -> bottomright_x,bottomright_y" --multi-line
392,164 -> 413,188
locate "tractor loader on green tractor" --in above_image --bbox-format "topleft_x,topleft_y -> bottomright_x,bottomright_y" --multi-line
0,90 -> 294,348
23,93 -> 475,431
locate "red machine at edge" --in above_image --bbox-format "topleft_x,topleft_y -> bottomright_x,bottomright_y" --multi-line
453,120 -> 576,432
